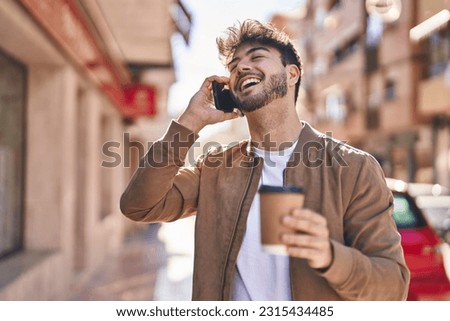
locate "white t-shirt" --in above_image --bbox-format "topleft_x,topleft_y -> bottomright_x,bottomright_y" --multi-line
231,141 -> 298,300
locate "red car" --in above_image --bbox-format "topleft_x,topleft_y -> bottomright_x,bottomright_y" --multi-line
387,178 -> 450,300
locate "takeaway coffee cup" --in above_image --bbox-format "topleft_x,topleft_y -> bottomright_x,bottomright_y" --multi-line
259,185 -> 305,255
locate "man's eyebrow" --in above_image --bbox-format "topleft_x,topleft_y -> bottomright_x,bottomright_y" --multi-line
227,47 -> 270,68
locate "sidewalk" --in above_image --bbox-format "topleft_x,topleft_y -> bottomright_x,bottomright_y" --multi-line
72,218 -> 195,301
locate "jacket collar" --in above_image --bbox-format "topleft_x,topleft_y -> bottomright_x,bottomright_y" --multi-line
243,121 -> 322,157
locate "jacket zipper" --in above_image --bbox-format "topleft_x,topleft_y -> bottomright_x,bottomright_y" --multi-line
284,166 -> 296,300
220,157 -> 257,300
283,167 -> 288,187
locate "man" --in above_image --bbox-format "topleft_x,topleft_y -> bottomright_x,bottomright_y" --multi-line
120,20 -> 409,300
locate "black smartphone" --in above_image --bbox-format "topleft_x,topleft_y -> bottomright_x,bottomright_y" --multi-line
212,81 -> 235,113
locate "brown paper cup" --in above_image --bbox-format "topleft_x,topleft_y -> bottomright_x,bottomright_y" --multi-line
259,185 -> 305,255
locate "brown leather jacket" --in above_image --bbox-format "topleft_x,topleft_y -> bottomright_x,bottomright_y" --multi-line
120,120 -> 410,300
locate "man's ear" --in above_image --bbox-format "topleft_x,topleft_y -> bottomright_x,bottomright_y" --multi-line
287,64 -> 300,87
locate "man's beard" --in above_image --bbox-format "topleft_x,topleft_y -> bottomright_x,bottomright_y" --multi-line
232,72 -> 288,113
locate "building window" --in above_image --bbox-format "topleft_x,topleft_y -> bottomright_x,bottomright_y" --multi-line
329,0 -> 342,11
325,90 -> 348,123
0,49 -> 26,258
425,26 -> 450,79
313,56 -> 329,76
332,37 -> 360,65
315,6 -> 327,29
385,79 -> 396,101
367,93 -> 380,129
365,45 -> 379,73
365,15 -> 383,73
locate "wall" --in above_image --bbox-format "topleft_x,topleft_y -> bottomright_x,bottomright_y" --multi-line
0,0 -> 128,299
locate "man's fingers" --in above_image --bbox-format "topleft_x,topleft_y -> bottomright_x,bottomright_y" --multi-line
221,110 -> 240,120
282,215 -> 329,237
281,209 -> 333,269
281,233 -> 328,249
202,75 -> 230,90
282,237 -> 333,269
291,208 -> 327,225
285,246 -> 318,260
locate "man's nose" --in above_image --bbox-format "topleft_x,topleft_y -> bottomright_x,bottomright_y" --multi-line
236,60 -> 251,73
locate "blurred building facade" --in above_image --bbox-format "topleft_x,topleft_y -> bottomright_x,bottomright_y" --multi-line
272,0 -> 450,186
0,0 -> 190,299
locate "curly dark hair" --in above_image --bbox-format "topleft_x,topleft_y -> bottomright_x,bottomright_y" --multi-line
216,19 -> 302,102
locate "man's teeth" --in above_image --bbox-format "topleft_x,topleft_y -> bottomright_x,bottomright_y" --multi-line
241,78 -> 261,90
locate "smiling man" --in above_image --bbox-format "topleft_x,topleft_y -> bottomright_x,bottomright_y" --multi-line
120,20 -> 409,301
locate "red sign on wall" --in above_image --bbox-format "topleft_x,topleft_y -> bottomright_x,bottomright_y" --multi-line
123,85 -> 157,117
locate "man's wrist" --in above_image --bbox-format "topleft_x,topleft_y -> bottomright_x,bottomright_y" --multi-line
177,113 -> 203,134
315,242 -> 334,273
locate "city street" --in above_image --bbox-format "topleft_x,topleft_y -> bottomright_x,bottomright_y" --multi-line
72,219 -> 195,301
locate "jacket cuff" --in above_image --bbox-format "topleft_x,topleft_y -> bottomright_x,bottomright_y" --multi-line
143,120 -> 199,168
315,239 -> 354,286
163,119 -> 199,141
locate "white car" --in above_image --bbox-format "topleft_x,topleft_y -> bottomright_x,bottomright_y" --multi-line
416,195 -> 450,243
386,178 -> 450,243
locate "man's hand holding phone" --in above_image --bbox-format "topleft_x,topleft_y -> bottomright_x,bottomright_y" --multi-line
177,76 -> 239,134
212,81 -> 236,113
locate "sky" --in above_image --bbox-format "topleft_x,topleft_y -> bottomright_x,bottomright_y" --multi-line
168,0 -> 303,117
